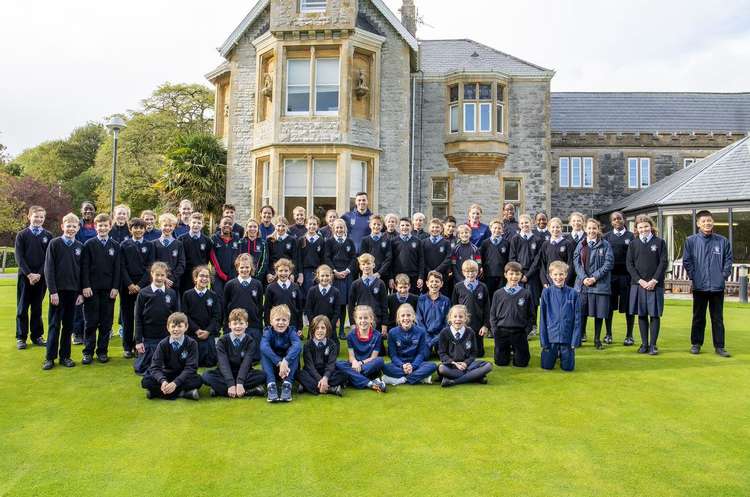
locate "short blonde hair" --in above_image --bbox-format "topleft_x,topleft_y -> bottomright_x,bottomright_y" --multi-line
447,304 -> 469,322
461,259 -> 479,272
62,213 -> 79,225
269,304 -> 291,321
274,257 -> 294,272
354,305 -> 374,320
397,303 -> 415,319
234,253 -> 255,274
167,312 -> 188,327
357,253 -> 375,266
228,308 -> 248,324
548,261 -> 569,275
456,224 -> 471,234
394,274 -> 411,286
548,217 -> 563,227
114,204 -> 130,217
519,214 -> 532,223
158,213 -> 178,225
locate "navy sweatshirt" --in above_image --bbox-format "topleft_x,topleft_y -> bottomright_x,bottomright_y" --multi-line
216,333 -> 257,384
392,235 -> 424,278
387,293 -> 419,329
437,326 -> 477,365
509,232 -> 543,281
359,235 -> 393,279
224,278 -> 264,330
489,287 -> 535,334
15,226 -> 53,276
81,237 -> 121,291
147,336 -> 199,387
479,237 -> 510,278
263,280 -> 303,330
181,288 -> 222,337
152,238 -> 186,286
324,237 -> 358,275
604,230 -> 635,276
626,235 -> 668,287
539,238 -> 576,288
421,236 -> 452,280
304,285 -> 341,324
452,280 -> 491,333
267,236 -> 299,276
348,277 -> 388,326
451,242 -> 481,283
179,232 -> 213,274
134,286 -> 178,342
120,239 -> 154,289
302,338 -> 339,380
210,234 -> 241,282
296,235 -> 325,271
44,237 -> 83,294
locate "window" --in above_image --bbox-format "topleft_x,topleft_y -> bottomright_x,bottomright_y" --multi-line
479,103 -> 492,132
312,159 -> 336,220
300,0 -> 326,12
283,159 -> 307,220
628,157 -> 651,189
502,178 -> 522,212
684,158 -> 698,168
315,58 -> 339,114
559,157 -> 593,188
732,209 -> 750,263
349,160 -> 368,209
449,85 -> 459,133
286,59 -> 310,115
262,161 -> 271,207
496,102 -> 504,134
431,177 -> 450,218
463,103 -> 476,132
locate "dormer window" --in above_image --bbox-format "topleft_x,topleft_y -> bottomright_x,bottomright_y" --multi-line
448,81 -> 506,135
300,0 -> 326,13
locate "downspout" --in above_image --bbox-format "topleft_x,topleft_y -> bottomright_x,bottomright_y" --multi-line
409,73 -> 416,214
417,69 -> 424,212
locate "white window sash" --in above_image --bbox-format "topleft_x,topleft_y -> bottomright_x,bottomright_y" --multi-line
479,102 -> 492,132
628,158 -> 639,188
496,103 -> 504,134
571,157 -> 582,188
301,0 -> 326,12
450,104 -> 459,133
315,58 -> 339,115
286,59 -> 310,115
559,157 -> 570,187
583,157 -> 593,188
463,103 -> 476,132
640,158 -> 650,188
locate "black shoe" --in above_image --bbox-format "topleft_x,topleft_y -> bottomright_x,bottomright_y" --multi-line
32,337 -> 46,346
648,345 -> 659,356
249,385 -> 265,397
209,388 -> 217,397
97,354 -> 109,363
297,384 -> 304,394
123,350 -> 134,359
581,334 -> 588,343
61,358 -> 75,368
329,385 -> 343,397
145,390 -> 154,399
182,389 -> 200,400
638,344 -> 648,354
595,340 -> 604,350
42,360 -> 54,370
16,340 -> 27,350
604,335 -> 613,345
441,377 -> 455,388
623,336 -> 635,346
81,354 -> 93,365
72,335 -> 83,345
338,332 -> 347,340
280,381 -> 293,402
715,348 -> 731,358
479,376 -> 488,384
267,383 -> 279,402
690,344 -> 701,355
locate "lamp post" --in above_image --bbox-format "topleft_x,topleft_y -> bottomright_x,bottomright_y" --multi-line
105,116 -> 126,214
739,265 -> 748,304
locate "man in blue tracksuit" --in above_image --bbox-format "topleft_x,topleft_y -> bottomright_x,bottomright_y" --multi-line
341,193 -> 371,252
683,210 -> 733,357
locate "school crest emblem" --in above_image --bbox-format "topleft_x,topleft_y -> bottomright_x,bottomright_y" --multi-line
598,249 -> 604,256
650,244 -> 657,252
286,243 -> 292,250
531,242 -> 537,250
545,235 -> 551,241
75,248 -> 82,256
172,250 -> 178,257
560,246 -> 566,253
292,291 -> 297,298
381,241 -> 387,249
477,292 -> 483,300
251,290 -> 258,297
42,237 -> 48,244
350,218 -> 356,226
233,242 -> 239,249
518,298 -> 526,306
324,346 -> 330,356
124,236 -> 130,241
165,295 -> 172,304
439,246 -> 445,253
240,351 -> 245,358
317,246 -> 322,252
713,245 -> 721,255
373,287 -> 379,294
501,247 -> 507,253
180,350 -> 188,360
206,298 -> 214,307
396,340 -> 402,347
411,242 -> 417,249
108,248 -> 115,256
200,243 -> 206,251
345,245 -> 350,252
624,239 -> 630,245
141,246 -> 148,254
465,341 -> 471,350
329,296 -> 335,304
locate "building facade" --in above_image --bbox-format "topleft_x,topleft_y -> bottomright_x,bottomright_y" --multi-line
208,0 -> 750,223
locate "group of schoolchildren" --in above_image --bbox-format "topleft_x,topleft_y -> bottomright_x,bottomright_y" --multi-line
14,195 -> 731,403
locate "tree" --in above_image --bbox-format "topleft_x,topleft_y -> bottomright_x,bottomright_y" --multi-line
156,133 -> 227,226
143,83 -> 214,134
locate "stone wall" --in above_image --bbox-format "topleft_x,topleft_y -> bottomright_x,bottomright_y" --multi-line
278,120 -> 342,143
226,7 -> 271,221
271,0 -> 357,32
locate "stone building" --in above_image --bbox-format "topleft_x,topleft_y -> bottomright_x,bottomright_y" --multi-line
207,0 -> 750,223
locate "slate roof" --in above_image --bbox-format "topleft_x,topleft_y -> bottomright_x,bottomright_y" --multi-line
599,136 -> 750,215
552,92 -> 750,134
418,39 -> 554,77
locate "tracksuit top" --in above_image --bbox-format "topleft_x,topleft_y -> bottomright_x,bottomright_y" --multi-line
683,232 -> 733,292
239,237 -> 268,282
539,285 -> 581,348
210,234 -> 241,282
387,325 -> 428,368
260,327 -> 302,365
416,293 -> 451,337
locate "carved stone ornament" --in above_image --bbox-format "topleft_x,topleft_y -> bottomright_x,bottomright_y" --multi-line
354,69 -> 369,100
261,73 -> 273,100
223,103 -> 229,117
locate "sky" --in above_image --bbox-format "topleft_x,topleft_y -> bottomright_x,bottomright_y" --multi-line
1,0 -> 749,157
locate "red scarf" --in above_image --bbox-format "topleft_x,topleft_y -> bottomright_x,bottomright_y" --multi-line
355,327 -> 374,343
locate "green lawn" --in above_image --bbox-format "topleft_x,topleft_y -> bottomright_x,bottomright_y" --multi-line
1,277 -> 748,497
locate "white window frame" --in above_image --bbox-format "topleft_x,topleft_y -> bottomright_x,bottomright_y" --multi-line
300,0 -> 326,13
628,157 -> 650,189
684,158 -> 698,168
463,102 -> 476,132
628,158 -> 639,189
496,102 -> 504,134
431,177 -> 450,218
286,59 -> 311,116
479,102 -> 492,132
583,157 -> 593,188
314,57 -> 339,116
262,161 -> 271,206
640,158 -> 651,188
559,157 -> 570,187
449,104 -> 459,134
570,157 -> 582,188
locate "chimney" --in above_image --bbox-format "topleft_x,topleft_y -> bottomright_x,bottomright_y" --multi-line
400,0 -> 417,37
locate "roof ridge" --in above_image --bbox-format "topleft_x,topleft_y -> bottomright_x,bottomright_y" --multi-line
552,91 -> 750,96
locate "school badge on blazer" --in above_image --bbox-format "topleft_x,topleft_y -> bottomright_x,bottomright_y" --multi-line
291,291 -> 296,298
624,239 -> 630,245
373,287 -> 379,294
251,290 -> 257,297
324,346 -> 330,356
411,242 -> 417,249
465,341 -> 471,350
518,297 -> 525,306
560,246 -> 566,253
75,248 -> 82,256
42,237 -> 48,244
108,248 -> 115,256
531,242 -> 537,250
286,243 -> 292,250
240,350 -> 246,358
200,243 -> 206,251
141,246 -> 148,253
172,250 -> 178,257
206,298 -> 214,307
381,242 -> 387,249
477,292 -> 483,300
165,295 -> 172,304
329,296 -> 335,304
439,246 -> 445,253
651,245 -> 657,252
180,350 -> 188,360
501,247 -> 507,253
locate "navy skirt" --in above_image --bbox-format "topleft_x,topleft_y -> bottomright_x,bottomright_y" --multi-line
628,285 -> 664,317
332,273 -> 353,304
301,269 -> 317,299
581,292 -> 610,319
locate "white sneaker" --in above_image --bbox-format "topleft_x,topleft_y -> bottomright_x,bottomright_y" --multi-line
421,375 -> 432,385
381,374 -> 406,385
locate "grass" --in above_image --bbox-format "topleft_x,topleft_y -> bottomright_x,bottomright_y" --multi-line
1,276 -> 748,497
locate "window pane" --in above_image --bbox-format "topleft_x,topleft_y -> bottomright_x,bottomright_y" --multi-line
432,204 -> 448,219
312,159 -> 336,196
711,210 -> 730,240
497,83 -> 504,101
288,59 -> 310,85
463,83 -> 476,100
450,104 -> 459,133
463,103 -> 476,132
583,157 -> 593,187
262,162 -> 270,198
479,84 -> 492,100
350,160 -> 367,199
287,59 -> 310,114
666,213 -> 694,263
559,157 -> 569,187
496,103 -> 504,133
316,58 -> 338,85
301,0 -> 326,12
284,159 -> 307,196
504,180 -> 520,202
640,158 -> 650,188
628,158 -> 639,188
449,85 -> 458,103
315,58 -> 339,113
732,210 -> 750,263
479,103 -> 491,132
432,179 -> 448,201
571,157 -> 581,188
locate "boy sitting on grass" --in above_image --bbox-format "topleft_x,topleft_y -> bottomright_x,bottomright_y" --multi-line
260,304 -> 301,403
141,312 -> 202,400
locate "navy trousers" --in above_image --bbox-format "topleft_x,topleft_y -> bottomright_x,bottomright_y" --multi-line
201,368 -> 266,397
16,275 -> 46,342
541,343 -> 575,371
383,361 -> 437,384
141,372 -> 203,400
336,358 -> 384,389
297,368 -> 348,394
119,288 -> 138,352
82,290 -> 115,357
46,290 -> 77,361
260,353 -> 300,385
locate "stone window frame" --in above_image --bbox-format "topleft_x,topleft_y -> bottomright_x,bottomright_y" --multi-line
430,176 -> 452,219
445,79 -> 508,138
284,46 -> 341,117
627,157 -> 652,190
300,0 -> 327,13
500,175 -> 524,214
683,157 -> 700,168
559,156 -> 594,189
